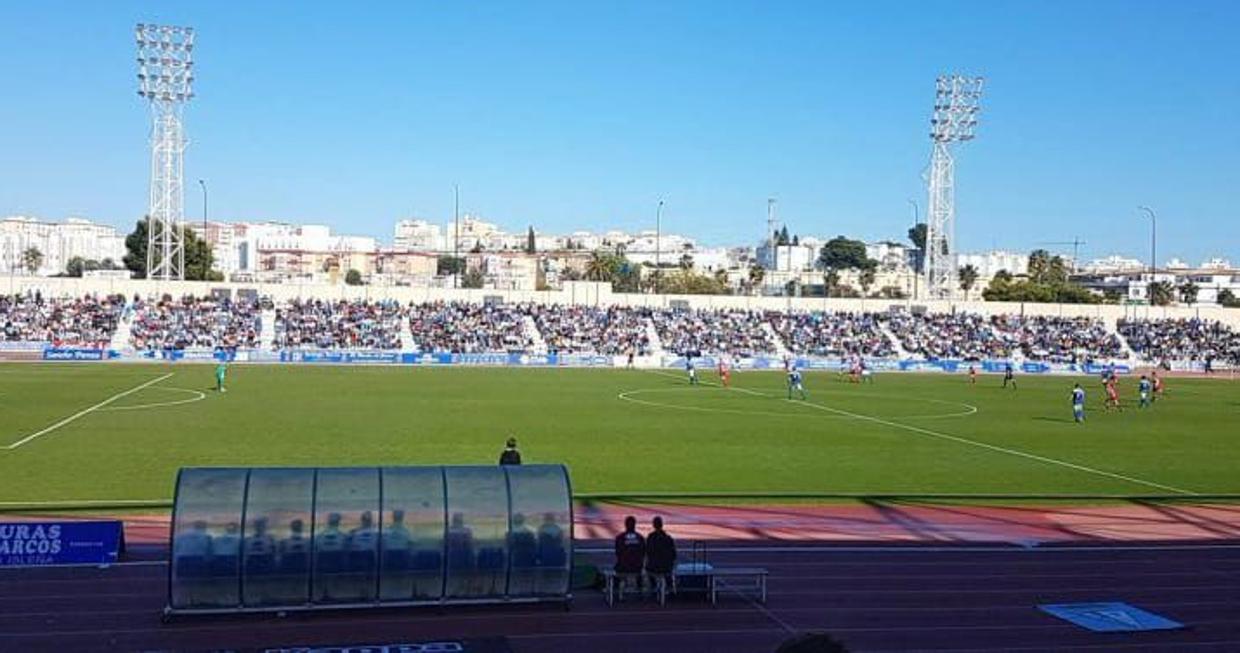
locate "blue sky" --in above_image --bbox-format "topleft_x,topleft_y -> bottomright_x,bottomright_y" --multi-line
1,1 -> 1237,263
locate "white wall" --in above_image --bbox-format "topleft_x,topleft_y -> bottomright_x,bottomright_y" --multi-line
4,274 -> 1238,327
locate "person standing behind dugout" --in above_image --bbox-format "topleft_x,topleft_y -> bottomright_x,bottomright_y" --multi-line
499,437 -> 522,465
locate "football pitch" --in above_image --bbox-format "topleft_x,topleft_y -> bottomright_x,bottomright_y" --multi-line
1,363 -> 1238,505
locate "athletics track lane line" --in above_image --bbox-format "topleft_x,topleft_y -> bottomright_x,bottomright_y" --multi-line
3,372 -> 175,450
642,369 -> 1197,496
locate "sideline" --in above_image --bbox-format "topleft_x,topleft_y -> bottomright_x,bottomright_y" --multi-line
3,373 -> 175,450
645,369 -> 1196,496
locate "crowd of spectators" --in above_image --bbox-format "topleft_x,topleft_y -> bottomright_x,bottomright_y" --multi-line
1119,318 -> 1240,364
770,311 -> 895,358
407,301 -> 531,353
274,299 -> 403,350
130,295 -> 263,350
991,315 -> 1123,364
528,304 -> 652,356
0,293 -> 124,347
883,311 -> 1010,360
651,308 -> 776,357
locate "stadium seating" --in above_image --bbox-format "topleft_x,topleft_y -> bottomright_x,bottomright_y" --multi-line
130,295 -> 263,350
1119,318 -> 1240,364
0,293 -> 124,347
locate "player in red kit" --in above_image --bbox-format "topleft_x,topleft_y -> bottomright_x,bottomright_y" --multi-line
718,356 -> 731,388
1104,377 -> 1122,411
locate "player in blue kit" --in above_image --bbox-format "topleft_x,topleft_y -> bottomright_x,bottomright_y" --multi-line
1138,375 -> 1152,408
788,365 -> 807,400
1071,383 -> 1086,423
685,356 -> 698,385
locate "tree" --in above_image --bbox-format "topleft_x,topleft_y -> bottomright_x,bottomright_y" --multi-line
907,223 -> 927,251
461,268 -> 485,289
1218,288 -> 1240,308
123,218 -> 221,280
1178,281 -> 1199,306
776,226 -> 791,246
818,236 -> 875,272
823,269 -> 840,297
747,264 -> 765,295
879,285 -> 907,300
437,255 -> 465,276
679,253 -> 694,271
958,264 -> 979,297
859,267 -> 876,296
1026,249 -> 1069,285
1148,281 -> 1174,306
470,240 -> 484,253
345,269 -> 364,286
66,256 -> 87,278
525,226 -> 536,254
791,234 -> 800,246
22,247 -> 43,275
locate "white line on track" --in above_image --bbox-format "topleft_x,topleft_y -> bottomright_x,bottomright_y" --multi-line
642,369 -> 1197,496
3,372 -> 174,450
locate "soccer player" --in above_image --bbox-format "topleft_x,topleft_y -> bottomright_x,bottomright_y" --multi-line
1002,362 -> 1016,390
968,364 -> 977,385
1104,377 -> 1122,411
1138,375 -> 1152,408
718,356 -> 731,388
1152,370 -> 1165,401
1071,383 -> 1086,423
685,356 -> 698,386
788,365 -> 807,400
215,359 -> 228,393
859,360 -> 874,384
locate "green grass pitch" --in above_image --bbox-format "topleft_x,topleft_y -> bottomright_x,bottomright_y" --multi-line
1,363 -> 1237,504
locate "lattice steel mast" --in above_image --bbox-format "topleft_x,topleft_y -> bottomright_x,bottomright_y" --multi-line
136,24 -> 195,281
924,74 -> 983,300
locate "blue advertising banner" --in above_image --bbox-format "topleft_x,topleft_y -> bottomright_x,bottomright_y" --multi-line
42,348 -> 115,361
0,521 -> 124,566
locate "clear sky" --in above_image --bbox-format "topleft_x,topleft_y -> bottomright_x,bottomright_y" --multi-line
1,1 -> 1237,263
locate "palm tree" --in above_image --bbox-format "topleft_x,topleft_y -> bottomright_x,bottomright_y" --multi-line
958,264 -> 979,298
1148,281 -> 1174,307
584,253 -> 611,282
1178,281 -> 1199,306
22,247 -> 43,275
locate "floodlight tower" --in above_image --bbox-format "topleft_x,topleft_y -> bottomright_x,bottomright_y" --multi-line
136,23 -> 195,281
924,74 -> 983,300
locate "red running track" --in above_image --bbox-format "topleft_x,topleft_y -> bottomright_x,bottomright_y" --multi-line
1,541 -> 1239,652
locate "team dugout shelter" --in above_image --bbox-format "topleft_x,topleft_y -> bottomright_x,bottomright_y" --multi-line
166,464 -> 573,615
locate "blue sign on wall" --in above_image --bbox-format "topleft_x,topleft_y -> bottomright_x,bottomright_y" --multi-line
42,348 -> 115,361
0,521 -> 125,566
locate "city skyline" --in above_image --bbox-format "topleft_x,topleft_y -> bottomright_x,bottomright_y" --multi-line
1,2 -> 1237,264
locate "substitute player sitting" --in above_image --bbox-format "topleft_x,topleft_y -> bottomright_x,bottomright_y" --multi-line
1071,383 -> 1086,423
788,365 -> 808,400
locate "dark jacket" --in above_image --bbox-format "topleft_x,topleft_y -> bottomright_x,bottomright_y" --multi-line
613,530 -> 645,573
645,529 -> 677,574
499,448 -> 522,465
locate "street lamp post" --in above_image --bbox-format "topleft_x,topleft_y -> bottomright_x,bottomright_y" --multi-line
198,179 -> 207,279
655,199 -> 664,293
1138,206 -> 1156,303
908,199 -> 920,300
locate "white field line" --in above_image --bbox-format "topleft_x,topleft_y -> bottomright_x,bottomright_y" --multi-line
645,369 -> 1196,496
3,372 -> 174,450
619,386 -> 976,420
97,387 -> 206,412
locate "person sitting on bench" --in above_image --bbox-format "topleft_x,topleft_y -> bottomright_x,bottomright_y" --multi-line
613,515 -> 646,597
645,516 -> 677,592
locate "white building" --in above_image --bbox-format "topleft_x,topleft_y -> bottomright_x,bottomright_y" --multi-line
205,222 -> 377,279
1082,255 -> 1146,274
0,216 -> 126,276
393,219 -> 445,251
955,250 -> 1028,278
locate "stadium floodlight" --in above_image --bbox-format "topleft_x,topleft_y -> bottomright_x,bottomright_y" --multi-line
136,23 -> 196,281
924,74 -> 984,300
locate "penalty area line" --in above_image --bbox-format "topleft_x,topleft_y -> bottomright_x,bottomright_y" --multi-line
3,372 -> 175,450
